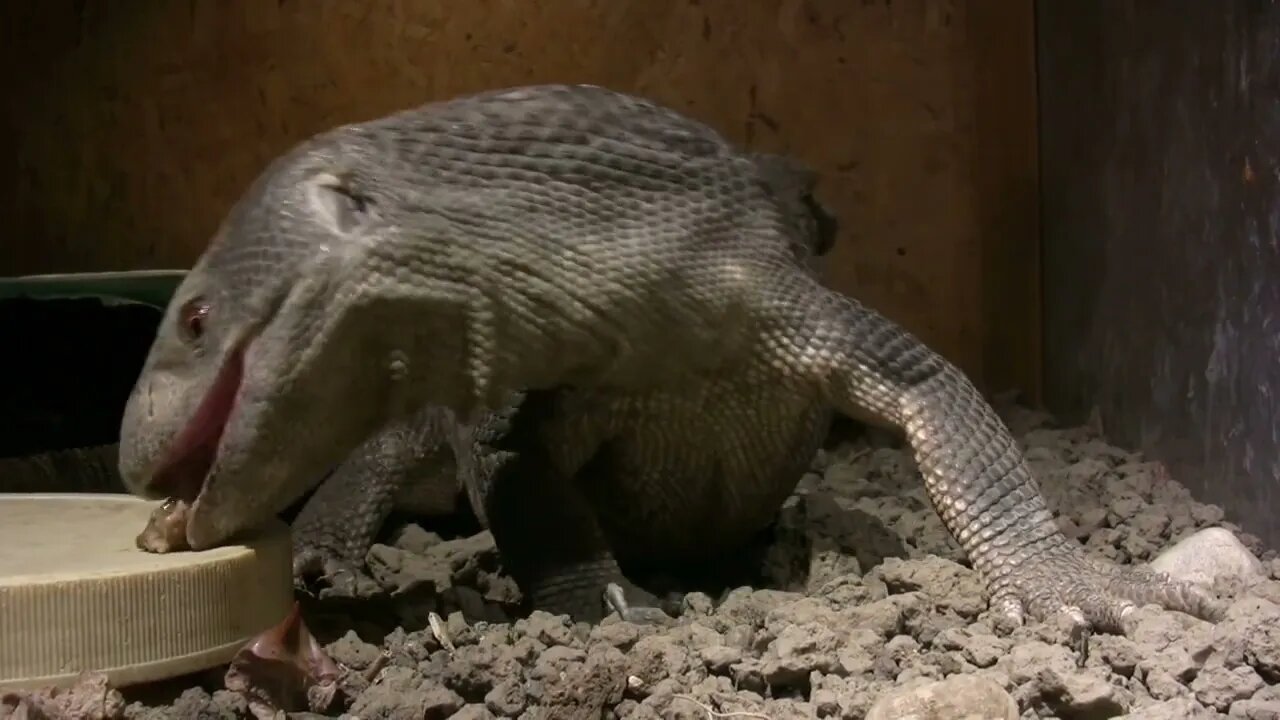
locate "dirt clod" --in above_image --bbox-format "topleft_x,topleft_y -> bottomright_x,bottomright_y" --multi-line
1,673 -> 125,720
864,673 -> 1017,719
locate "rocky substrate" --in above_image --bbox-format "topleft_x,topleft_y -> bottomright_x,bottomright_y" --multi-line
10,403 -> 1280,720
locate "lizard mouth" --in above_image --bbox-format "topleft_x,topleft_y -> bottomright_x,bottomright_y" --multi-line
149,344 -> 245,506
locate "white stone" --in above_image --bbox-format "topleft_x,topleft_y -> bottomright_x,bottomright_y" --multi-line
1149,527 -> 1264,587
864,674 -> 1017,720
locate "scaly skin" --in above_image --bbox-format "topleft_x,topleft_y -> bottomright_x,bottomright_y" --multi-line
116,83 -> 1223,637
0,444 -> 123,494
288,146 -> 839,599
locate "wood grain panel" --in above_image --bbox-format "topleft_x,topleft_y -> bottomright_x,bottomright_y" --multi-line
0,0 -> 1039,397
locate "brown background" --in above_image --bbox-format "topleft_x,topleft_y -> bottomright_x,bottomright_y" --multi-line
0,0 -> 1040,400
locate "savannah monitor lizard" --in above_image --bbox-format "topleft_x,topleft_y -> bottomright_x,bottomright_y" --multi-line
113,83 -> 1223,637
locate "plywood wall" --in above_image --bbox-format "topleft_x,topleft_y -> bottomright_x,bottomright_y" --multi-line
1038,1 -> 1280,547
0,0 -> 1039,399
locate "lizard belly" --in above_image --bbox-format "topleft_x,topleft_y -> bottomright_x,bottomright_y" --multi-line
545,375 -> 831,566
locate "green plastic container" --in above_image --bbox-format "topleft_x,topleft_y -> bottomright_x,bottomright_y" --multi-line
0,270 -> 187,309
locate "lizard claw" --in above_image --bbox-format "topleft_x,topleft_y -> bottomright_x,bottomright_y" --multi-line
224,601 -> 345,718
291,547 -> 380,599
1071,618 -> 1091,668
987,545 -> 1224,664
603,582 -> 679,626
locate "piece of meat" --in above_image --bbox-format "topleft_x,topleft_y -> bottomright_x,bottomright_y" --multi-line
224,602 -> 343,718
134,498 -> 192,553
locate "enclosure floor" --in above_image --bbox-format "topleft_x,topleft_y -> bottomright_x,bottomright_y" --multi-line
97,403 -> 1280,718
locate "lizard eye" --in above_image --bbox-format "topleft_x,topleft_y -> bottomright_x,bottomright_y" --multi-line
179,297 -> 210,341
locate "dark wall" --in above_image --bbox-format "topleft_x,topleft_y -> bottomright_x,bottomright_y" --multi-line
1038,1 -> 1280,546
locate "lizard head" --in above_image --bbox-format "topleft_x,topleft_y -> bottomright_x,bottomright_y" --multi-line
118,129 -> 446,550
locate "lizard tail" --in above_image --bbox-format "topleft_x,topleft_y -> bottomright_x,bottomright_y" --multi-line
0,443 -> 126,494
781,282 -> 1224,628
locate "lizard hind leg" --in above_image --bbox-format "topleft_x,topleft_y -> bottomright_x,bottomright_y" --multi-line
781,281 -> 1224,641
468,394 -> 676,625
480,446 -> 675,624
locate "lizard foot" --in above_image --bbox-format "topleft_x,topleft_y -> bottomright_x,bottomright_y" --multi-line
291,546 -> 381,599
603,582 -> 681,626
526,558 -> 683,624
225,601 -> 345,719
989,545 -> 1225,665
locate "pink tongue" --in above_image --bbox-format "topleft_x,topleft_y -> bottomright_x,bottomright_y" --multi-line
151,346 -> 245,503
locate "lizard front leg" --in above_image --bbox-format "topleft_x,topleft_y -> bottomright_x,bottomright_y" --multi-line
290,406 -> 459,595
781,283 -> 1223,644
288,455 -> 400,596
